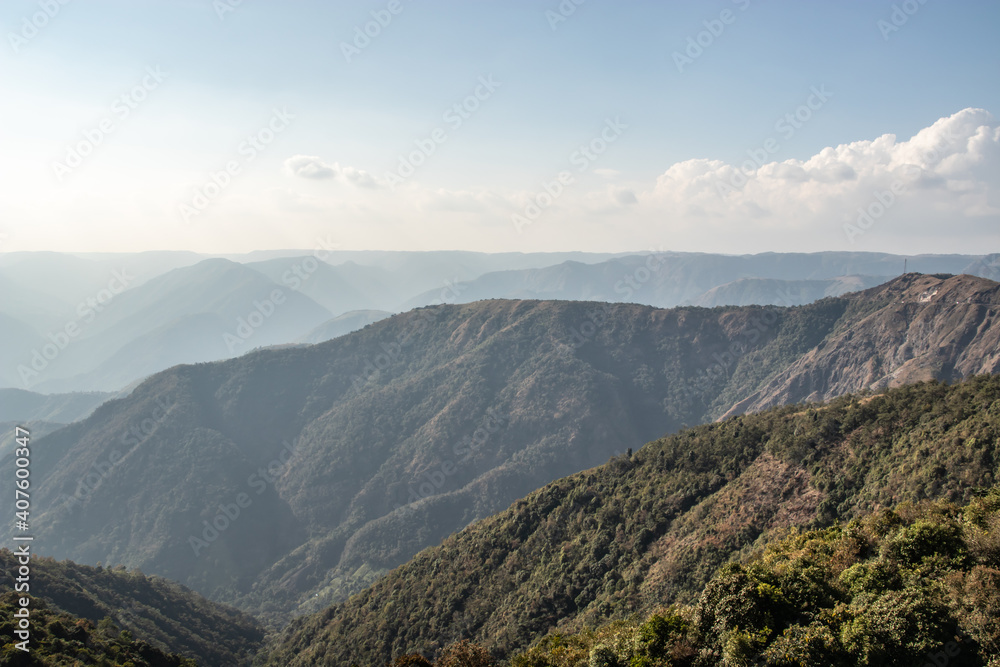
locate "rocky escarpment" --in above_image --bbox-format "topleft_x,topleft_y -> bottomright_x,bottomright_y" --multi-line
722,273 -> 1000,418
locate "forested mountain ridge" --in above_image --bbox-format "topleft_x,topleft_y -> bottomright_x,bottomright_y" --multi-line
260,375 -> 1000,666
0,592 -> 197,667
0,549 -> 264,666
1,274 -> 996,626
507,485 -> 1000,667
3,251 -> 995,394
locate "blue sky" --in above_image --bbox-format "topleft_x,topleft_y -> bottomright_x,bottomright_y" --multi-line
1,0 -> 998,254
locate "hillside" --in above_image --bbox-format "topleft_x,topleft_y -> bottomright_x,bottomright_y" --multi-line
25,258 -> 332,393
0,550 -> 265,665
0,312 -> 44,389
508,486 -> 1000,667
247,258 -> 399,315
260,375 -> 1000,665
0,271 -> 73,332
722,273 -> 1000,417
2,274 -> 997,624
0,592 -> 197,666
3,251 -> 995,396
0,550 -> 265,666
297,309 -> 393,344
0,421 -> 64,460
0,389 -> 112,424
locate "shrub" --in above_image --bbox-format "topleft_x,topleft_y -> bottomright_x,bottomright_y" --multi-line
883,520 -> 966,566
589,643 -> 622,667
838,558 -> 902,597
437,640 -> 496,667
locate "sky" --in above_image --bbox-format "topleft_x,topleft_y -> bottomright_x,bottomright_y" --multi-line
0,0 -> 998,255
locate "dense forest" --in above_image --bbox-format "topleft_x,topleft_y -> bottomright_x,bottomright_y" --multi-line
510,486 -> 1000,666
261,375 -> 1000,665
0,592 -> 196,666
370,485 -> 1000,666
0,552 -> 263,665
4,377 -> 999,665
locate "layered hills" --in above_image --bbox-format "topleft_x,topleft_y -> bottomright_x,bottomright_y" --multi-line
398,252 -> 992,310
2,273 -> 997,628
2,250 -> 997,395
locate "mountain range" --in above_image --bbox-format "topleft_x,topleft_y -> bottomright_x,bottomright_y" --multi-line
2,251 -> 997,394
8,373 -> 999,665
3,273 -> 997,637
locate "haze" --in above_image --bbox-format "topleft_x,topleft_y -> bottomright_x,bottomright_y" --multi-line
1,0 -> 998,255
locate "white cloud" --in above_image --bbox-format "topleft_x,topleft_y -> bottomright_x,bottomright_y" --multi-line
285,155 -> 337,179
636,108 -> 1000,248
5,110 -> 993,254
340,166 -> 379,188
284,155 -> 381,187
344,111 -> 997,251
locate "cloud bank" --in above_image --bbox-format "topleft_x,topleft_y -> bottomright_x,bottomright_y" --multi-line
271,110 -> 997,253
643,108 -> 999,246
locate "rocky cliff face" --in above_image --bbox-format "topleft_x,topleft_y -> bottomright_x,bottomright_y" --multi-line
722,273 -> 1000,418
